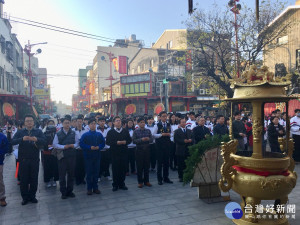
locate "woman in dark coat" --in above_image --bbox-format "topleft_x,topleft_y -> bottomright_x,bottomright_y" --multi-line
267,116 -> 285,153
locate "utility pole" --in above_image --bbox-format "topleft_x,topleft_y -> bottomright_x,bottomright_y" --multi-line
228,0 -> 241,78
164,66 -> 169,112
97,50 -> 115,116
24,41 -> 47,110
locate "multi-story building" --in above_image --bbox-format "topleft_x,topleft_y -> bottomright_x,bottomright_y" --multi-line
263,1 -> 300,74
0,2 -> 31,121
92,37 -> 141,104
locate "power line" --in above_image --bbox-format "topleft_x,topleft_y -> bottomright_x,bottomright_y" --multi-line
9,15 -> 117,41
9,18 -> 148,48
9,19 -> 115,43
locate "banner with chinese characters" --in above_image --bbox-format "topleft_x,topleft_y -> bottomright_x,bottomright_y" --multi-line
119,56 -> 127,74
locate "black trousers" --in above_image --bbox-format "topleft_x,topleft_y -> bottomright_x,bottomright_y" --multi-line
135,146 -> 150,184
169,142 -> 177,168
19,158 -> 39,201
111,149 -> 127,188
293,135 -> 300,162
58,156 -> 76,195
127,147 -> 136,173
43,153 -> 59,183
75,149 -> 85,184
177,155 -> 186,179
149,144 -> 156,169
156,142 -> 170,182
100,149 -> 111,177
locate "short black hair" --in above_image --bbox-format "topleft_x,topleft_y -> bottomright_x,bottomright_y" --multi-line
47,120 -> 55,125
64,114 -> 72,120
62,117 -> 71,122
113,116 -> 121,122
8,120 -> 14,125
137,117 -> 145,123
88,118 -> 96,124
295,109 -> 300,113
24,114 -> 34,120
179,117 -> 186,123
270,116 -> 278,123
234,111 -> 241,116
159,111 -> 167,116
147,116 -> 154,120
98,117 -> 106,122
95,112 -> 102,116
189,112 -> 195,116
216,115 -> 224,120
77,114 -> 84,119
175,113 -> 182,118
76,117 -> 83,121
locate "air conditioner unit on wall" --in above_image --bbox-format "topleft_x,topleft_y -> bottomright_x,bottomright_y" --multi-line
199,89 -> 205,95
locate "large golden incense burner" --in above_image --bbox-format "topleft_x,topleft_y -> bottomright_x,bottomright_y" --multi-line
219,66 -> 297,225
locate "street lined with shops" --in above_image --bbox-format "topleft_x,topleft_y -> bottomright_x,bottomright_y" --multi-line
0,154 -> 300,225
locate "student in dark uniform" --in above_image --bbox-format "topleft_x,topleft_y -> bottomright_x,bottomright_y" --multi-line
153,111 -> 173,185
12,115 -> 46,205
174,118 -> 193,182
106,116 -> 132,192
132,117 -> 153,188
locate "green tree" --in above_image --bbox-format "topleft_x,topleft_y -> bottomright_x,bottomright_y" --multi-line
185,0 -> 288,98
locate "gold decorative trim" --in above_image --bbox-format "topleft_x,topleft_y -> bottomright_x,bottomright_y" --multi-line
219,140 -> 238,192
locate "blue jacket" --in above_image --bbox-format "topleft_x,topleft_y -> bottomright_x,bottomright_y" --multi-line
80,130 -> 105,158
0,132 -> 9,165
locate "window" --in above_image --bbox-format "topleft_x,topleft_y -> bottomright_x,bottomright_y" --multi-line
11,76 -> 14,89
297,49 -> 300,71
0,67 -> 4,89
137,66 -> 141,73
150,59 -> 154,68
277,35 -> 288,45
169,40 -> 173,49
6,72 -> 11,92
0,36 -> 5,54
6,41 -> 13,60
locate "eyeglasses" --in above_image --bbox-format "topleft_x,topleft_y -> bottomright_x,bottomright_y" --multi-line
25,120 -> 34,123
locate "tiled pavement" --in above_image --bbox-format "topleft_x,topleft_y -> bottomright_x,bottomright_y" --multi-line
1,155 -> 300,225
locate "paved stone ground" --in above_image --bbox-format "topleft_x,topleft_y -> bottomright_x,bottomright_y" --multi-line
1,154 -> 300,225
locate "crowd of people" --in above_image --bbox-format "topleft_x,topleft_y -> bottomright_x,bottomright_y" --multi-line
0,108 -> 299,207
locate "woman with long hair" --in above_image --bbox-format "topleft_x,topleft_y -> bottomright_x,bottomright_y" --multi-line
169,114 -> 178,171
126,119 -> 136,175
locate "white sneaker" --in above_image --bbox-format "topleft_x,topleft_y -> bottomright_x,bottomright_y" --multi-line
52,181 -> 57,187
106,176 -> 112,181
46,182 -> 51,188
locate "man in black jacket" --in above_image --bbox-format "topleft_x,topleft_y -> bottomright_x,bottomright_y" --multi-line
153,111 -> 173,185
106,116 -> 132,192
12,115 -> 46,205
53,117 -> 79,199
213,115 -> 229,136
192,117 -> 211,144
232,112 -> 246,151
174,118 -> 193,182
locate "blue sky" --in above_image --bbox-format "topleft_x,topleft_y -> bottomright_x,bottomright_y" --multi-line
3,0 -> 296,105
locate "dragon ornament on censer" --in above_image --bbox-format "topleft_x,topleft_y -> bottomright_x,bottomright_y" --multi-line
219,66 -> 297,225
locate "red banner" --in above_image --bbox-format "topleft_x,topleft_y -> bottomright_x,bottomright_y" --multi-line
119,56 -> 127,74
